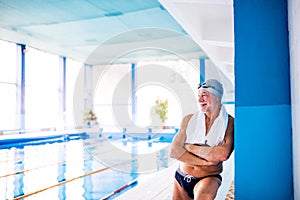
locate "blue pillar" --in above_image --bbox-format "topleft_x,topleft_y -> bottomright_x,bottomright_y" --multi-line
62,57 -> 66,113
199,58 -> 205,83
16,44 -> 26,130
20,45 -> 26,130
234,0 -> 293,199
59,56 -> 66,127
131,63 -> 137,123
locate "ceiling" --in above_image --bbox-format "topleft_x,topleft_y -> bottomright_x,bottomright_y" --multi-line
0,0 -> 207,65
159,0 -> 234,80
0,0 -> 234,85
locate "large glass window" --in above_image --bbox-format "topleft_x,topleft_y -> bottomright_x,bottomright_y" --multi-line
0,40 -> 17,130
135,60 -> 199,128
93,60 -> 199,130
25,48 -> 60,129
65,59 -> 82,128
93,63 -> 131,131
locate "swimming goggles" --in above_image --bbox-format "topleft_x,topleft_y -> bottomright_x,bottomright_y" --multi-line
198,82 -> 222,93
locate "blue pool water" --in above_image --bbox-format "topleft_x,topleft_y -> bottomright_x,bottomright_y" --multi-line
0,132 -> 175,200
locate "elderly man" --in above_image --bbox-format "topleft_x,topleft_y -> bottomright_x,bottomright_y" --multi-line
170,79 -> 234,200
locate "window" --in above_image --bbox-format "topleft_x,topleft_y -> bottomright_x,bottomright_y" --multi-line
65,59 -> 82,128
25,48 -> 60,129
0,40 -> 17,130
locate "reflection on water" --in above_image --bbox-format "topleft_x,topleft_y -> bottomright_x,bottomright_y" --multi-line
0,136 -> 174,199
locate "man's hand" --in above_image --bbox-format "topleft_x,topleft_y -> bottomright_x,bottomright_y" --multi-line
184,143 -> 213,159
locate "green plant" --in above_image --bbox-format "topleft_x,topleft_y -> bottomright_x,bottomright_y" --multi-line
83,109 -> 98,125
155,98 -> 168,123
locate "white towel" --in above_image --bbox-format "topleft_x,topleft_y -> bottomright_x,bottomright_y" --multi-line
185,106 -> 228,146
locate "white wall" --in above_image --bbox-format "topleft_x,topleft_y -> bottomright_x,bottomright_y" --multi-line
288,0 -> 300,199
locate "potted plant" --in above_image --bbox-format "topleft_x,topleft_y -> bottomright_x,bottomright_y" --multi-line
155,98 -> 168,125
83,109 -> 98,127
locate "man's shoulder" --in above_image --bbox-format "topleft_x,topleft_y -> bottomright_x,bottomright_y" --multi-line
184,112 -> 198,121
180,113 -> 195,128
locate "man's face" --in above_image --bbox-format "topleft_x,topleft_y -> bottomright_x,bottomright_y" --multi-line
198,90 -> 219,112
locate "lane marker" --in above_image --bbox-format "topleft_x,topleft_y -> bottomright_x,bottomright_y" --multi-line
101,178 -> 138,200
13,158 -> 136,200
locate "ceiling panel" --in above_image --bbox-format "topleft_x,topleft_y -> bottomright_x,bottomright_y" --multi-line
0,0 -> 204,64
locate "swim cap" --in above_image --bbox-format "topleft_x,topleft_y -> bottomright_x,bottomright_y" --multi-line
198,79 -> 223,99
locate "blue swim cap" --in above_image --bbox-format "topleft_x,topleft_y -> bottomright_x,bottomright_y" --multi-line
198,79 -> 223,99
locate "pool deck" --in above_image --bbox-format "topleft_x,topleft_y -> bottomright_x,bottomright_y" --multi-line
115,152 -> 234,200
114,162 -> 177,200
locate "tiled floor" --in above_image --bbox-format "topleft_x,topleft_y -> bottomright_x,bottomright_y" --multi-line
115,158 -> 235,200
225,181 -> 234,200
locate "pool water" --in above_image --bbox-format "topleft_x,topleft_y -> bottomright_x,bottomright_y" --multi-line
0,133 -> 174,200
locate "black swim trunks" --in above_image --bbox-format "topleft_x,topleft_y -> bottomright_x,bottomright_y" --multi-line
175,169 -> 222,199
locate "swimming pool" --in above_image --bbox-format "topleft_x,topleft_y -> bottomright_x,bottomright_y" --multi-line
0,130 -> 176,200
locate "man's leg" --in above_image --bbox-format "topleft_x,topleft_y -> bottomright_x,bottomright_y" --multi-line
193,176 -> 221,200
172,179 -> 192,200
